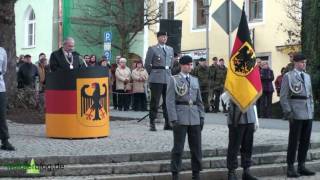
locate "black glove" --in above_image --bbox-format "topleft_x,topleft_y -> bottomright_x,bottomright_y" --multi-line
284,112 -> 294,122
171,120 -> 178,128
200,117 -> 204,131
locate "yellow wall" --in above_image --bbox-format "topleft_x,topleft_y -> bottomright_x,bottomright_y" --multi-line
147,0 -> 298,101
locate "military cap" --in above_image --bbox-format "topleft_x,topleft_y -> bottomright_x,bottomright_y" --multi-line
293,53 -> 306,62
199,57 -> 206,62
157,31 -> 167,37
179,55 -> 193,65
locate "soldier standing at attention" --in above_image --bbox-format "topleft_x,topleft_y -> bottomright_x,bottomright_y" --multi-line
226,99 -> 259,180
209,57 -> 218,112
166,55 -> 205,180
191,57 -> 210,112
280,53 -> 315,178
144,31 -> 174,131
212,58 -> 228,113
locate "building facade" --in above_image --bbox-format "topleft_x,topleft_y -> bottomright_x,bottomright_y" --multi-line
145,0 -> 299,80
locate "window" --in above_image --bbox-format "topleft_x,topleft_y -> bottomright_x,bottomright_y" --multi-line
159,1 -> 175,20
167,1 -> 174,20
248,0 -> 263,22
193,0 -> 206,29
25,7 -> 36,47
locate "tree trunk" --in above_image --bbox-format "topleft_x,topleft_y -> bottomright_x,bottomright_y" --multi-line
0,0 -> 17,105
302,0 -> 320,99
302,0 -> 320,120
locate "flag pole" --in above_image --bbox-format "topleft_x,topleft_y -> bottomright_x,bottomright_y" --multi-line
228,0 -> 232,59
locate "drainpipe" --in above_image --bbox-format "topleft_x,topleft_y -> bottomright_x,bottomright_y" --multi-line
58,0 -> 63,48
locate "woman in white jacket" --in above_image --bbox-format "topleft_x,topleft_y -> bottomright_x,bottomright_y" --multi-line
115,58 -> 131,111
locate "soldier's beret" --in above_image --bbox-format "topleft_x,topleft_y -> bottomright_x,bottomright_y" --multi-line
179,55 -> 193,65
157,31 -> 167,37
293,53 -> 306,62
199,58 -> 206,62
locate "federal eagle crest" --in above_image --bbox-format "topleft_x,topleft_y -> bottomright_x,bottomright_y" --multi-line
80,83 -> 108,121
230,42 -> 256,76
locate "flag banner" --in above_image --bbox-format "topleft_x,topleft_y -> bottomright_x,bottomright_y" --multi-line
224,5 -> 262,112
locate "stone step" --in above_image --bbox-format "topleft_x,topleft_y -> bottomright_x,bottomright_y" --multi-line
1,142 -> 319,166
1,148 -> 320,178
6,160 -> 320,180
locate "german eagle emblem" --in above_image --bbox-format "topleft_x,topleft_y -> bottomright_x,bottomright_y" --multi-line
80,83 -> 107,121
230,42 -> 256,76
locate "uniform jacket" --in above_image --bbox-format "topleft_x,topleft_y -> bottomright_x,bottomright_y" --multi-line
191,65 -> 210,92
144,44 -> 174,84
131,68 -> 148,93
115,66 -> 131,91
213,65 -> 227,91
227,101 -> 256,125
0,47 -> 7,92
166,72 -> 205,125
49,48 -> 82,72
280,69 -> 314,120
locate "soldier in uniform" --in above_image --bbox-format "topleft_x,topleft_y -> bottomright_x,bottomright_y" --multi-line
212,58 -> 227,113
284,52 -> 295,74
144,31 -> 174,131
166,55 -> 205,180
171,53 -> 181,75
191,58 -> 210,112
209,57 -> 218,111
280,53 -> 315,178
226,99 -> 259,180
0,43 -> 15,151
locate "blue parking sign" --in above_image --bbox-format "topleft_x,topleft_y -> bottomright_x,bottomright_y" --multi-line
104,51 -> 112,60
104,32 -> 112,43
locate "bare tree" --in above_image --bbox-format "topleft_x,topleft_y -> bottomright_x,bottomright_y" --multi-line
72,0 -> 186,57
0,0 -> 17,102
278,0 -> 302,45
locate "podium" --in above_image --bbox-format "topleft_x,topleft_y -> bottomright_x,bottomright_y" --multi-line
45,67 -> 110,138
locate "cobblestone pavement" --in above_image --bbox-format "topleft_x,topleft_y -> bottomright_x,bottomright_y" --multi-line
0,114 -> 320,159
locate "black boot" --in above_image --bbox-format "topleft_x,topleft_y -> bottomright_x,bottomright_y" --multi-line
149,119 -> 156,131
298,163 -> 315,176
1,139 -> 15,151
242,168 -> 258,180
192,171 -> 200,180
228,169 -> 237,180
287,164 -> 300,178
172,172 -> 179,180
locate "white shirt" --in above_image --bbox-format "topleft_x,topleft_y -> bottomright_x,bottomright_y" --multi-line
0,47 -> 7,92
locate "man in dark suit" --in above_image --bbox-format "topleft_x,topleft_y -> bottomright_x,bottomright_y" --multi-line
49,37 -> 84,72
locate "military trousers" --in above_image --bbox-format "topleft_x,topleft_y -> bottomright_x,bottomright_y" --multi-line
200,91 -> 209,112
287,120 -> 313,165
149,83 -> 169,124
227,124 -> 255,170
171,125 -> 202,174
0,92 -> 9,141
213,89 -> 222,111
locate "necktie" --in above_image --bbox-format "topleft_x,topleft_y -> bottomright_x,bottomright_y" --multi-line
162,47 -> 166,56
300,73 -> 305,81
186,76 -> 190,86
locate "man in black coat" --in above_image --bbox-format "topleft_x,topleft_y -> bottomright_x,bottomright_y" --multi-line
49,37 -> 84,72
17,54 -> 39,89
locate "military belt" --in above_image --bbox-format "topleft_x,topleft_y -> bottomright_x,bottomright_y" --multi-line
290,95 -> 308,100
152,66 -> 171,70
176,101 -> 196,105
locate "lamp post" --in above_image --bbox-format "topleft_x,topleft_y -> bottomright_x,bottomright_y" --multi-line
203,0 -> 212,61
